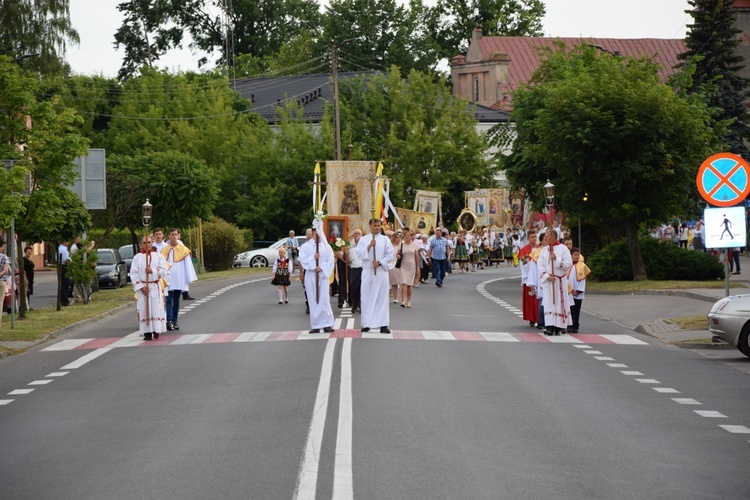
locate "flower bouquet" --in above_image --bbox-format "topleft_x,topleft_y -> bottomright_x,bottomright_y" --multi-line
330,237 -> 349,252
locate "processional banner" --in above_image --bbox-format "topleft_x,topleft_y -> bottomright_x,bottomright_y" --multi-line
325,161 -> 379,236
465,188 -> 512,229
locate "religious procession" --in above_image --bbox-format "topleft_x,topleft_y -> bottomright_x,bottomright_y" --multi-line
261,160 -> 590,338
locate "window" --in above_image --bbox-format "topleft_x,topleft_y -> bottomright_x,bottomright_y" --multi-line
473,78 -> 480,101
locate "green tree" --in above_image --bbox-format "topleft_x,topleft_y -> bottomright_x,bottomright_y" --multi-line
426,0 -> 545,60
504,45 -> 723,280
340,67 -> 493,222
101,151 -> 219,245
677,0 -> 750,159
114,0 -> 322,78
319,0 -> 441,75
0,0 -> 79,74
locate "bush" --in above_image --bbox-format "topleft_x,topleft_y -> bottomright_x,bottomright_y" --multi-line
588,237 -> 725,281
66,241 -> 98,303
241,228 -> 254,250
88,229 -> 135,250
201,217 -> 246,271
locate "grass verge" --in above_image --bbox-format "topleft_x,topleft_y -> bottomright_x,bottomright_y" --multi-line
588,280 -> 746,292
667,315 -> 708,331
0,267 -> 265,355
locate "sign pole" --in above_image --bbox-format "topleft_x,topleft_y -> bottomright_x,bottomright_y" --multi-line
725,249 -> 730,298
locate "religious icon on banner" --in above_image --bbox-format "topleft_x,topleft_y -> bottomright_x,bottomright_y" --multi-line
340,183 -> 361,215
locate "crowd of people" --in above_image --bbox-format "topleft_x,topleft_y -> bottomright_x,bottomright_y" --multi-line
272,217 -> 590,336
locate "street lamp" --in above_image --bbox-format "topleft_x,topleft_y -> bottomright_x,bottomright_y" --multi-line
12,53 -> 40,64
142,199 -> 153,229
585,43 -> 620,57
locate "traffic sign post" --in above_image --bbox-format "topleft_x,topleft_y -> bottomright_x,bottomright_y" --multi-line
696,153 -> 750,207
697,153 -> 750,297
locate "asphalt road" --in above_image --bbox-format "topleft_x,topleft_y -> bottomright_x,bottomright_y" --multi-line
1,267 -> 749,499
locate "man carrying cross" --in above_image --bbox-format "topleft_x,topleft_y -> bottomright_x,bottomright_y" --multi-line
299,221 -> 335,334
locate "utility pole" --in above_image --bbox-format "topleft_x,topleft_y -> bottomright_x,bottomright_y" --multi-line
332,44 -> 342,161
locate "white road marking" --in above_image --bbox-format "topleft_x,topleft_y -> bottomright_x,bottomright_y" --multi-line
672,398 -> 701,405
234,332 -> 271,342
574,345 -> 592,349
46,372 -> 69,377
607,363 -> 628,368
345,318 -> 354,330
653,388 -> 680,394
294,339 -> 337,500
719,425 -> 750,434
546,335 -> 581,343
8,389 -> 34,395
694,410 -> 727,418
333,338 -> 353,500
334,317 -> 343,330
636,379 -> 660,384
422,331 -> 456,341
584,350 -> 603,354
61,348 -> 112,370
600,334 -> 648,345
170,334 -> 212,345
0,400 -> 13,405
28,380 -> 53,386
480,332 -> 519,342
41,339 -> 92,351
594,356 -> 615,361
621,371 -> 644,376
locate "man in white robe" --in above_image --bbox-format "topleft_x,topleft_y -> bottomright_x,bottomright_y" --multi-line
356,218 -> 394,333
131,236 -> 171,341
538,230 -> 573,335
160,228 -> 198,331
299,221 -> 335,333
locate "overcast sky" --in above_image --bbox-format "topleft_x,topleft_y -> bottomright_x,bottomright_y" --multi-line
66,0 -> 692,77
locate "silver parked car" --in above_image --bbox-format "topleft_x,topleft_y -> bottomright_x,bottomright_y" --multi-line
233,236 -> 306,268
708,294 -> 750,357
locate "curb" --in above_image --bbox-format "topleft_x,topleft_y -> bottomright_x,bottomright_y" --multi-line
589,289 -> 721,303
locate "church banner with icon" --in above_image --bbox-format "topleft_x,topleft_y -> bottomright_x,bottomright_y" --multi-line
325,161 -> 379,236
465,188 -> 511,229
413,190 -> 441,225
410,211 -> 436,234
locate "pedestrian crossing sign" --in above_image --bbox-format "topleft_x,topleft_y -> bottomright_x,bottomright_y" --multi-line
703,206 -> 746,249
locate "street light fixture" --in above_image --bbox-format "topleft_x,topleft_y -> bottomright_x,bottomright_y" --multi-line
142,199 -> 153,228
12,53 -> 40,63
585,43 -> 620,57
543,179 -> 555,208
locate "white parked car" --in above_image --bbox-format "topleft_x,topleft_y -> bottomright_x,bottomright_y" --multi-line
233,236 -> 307,268
708,294 -> 750,357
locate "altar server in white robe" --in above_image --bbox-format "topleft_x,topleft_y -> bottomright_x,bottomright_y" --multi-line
538,230 -> 573,335
299,220 -> 335,333
356,218 -> 394,333
130,235 -> 171,341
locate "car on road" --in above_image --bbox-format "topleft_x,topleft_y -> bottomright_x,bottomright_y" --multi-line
118,244 -> 138,280
708,294 -> 750,357
233,236 -> 306,268
96,248 -> 127,288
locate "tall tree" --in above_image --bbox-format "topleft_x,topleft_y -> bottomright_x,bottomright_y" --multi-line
114,0 -> 322,79
677,0 -> 750,159
319,0 -> 441,75
426,0 -> 545,60
340,67 -> 493,221
504,45 -> 723,280
0,0 -> 79,74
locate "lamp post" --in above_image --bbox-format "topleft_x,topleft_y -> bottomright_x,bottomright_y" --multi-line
585,43 -> 620,57
579,191 -> 588,250
142,199 -> 153,230
543,179 -> 555,230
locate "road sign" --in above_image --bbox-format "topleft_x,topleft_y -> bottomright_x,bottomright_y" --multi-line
696,153 -> 750,207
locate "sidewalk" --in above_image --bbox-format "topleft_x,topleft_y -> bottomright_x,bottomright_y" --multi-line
586,261 -> 750,348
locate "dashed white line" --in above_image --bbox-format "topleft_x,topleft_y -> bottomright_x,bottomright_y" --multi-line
621,371 -> 644,376
653,388 -> 680,394
607,363 -> 628,368
636,379 -> 660,384
594,356 -> 615,361
60,348 -> 112,370
28,380 -> 53,386
672,398 -> 701,405
719,425 -> 750,434
46,372 -> 69,377
694,410 -> 727,418
0,399 -> 14,405
8,389 -> 34,395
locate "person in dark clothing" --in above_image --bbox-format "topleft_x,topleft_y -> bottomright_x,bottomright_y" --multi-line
23,246 -> 34,308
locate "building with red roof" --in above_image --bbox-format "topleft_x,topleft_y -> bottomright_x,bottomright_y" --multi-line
450,27 -> 687,111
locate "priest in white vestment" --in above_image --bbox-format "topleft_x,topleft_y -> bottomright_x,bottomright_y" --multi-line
356,218 -> 394,333
538,230 -> 573,335
299,221 -> 335,333
130,236 -> 171,341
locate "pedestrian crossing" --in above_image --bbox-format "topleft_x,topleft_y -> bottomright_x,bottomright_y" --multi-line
41,330 -> 648,351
